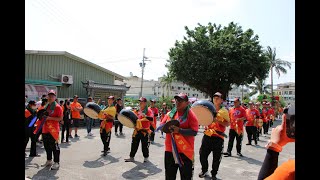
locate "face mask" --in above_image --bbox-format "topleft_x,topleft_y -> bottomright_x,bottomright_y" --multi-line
31,106 -> 37,110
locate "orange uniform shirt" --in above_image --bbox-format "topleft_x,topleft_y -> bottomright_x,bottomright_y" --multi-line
245,108 -> 260,126
70,102 -> 82,119
229,106 -> 246,131
265,159 -> 295,180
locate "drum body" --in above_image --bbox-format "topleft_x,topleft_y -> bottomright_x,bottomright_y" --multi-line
118,109 -> 138,128
83,102 -> 101,119
191,100 -> 216,126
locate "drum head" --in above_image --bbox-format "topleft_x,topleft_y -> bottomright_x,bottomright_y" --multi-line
118,114 -> 135,128
84,108 -> 99,119
162,120 -> 180,133
191,106 -> 214,126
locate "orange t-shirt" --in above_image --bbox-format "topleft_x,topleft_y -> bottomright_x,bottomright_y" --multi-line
161,109 -> 199,152
262,108 -> 269,122
245,108 -> 260,126
70,102 -> 82,119
42,104 -> 63,134
229,106 -> 246,131
265,159 -> 295,180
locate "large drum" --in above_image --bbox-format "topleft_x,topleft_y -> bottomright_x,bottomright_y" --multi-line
83,102 -> 101,119
118,109 -> 138,128
191,100 -> 217,126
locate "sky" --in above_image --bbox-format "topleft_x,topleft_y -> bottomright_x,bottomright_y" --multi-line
25,0 -> 295,87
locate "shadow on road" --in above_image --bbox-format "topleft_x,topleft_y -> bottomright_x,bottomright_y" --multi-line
83,155 -> 121,168
122,161 -> 162,179
25,156 -> 40,170
31,166 -> 59,180
151,142 -> 164,147
234,155 -> 263,166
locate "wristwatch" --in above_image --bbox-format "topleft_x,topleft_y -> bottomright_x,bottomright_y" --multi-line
265,141 -> 282,152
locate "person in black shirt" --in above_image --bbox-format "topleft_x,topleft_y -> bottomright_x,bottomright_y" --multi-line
114,97 -> 124,136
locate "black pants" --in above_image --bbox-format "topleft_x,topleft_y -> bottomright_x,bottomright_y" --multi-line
129,131 -> 150,158
61,120 -> 71,143
42,133 -> 60,163
245,126 -> 257,144
199,135 -> 224,176
150,126 -> 155,142
25,127 -> 37,156
269,120 -> 273,127
165,151 -> 194,180
227,129 -> 243,154
100,129 -> 111,151
263,121 -> 269,134
114,120 -> 123,133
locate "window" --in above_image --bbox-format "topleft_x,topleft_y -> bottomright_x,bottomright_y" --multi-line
289,91 -> 292,95
172,86 -> 174,89
178,87 -> 181,90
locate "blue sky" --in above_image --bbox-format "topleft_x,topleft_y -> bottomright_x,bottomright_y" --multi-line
25,0 -> 295,86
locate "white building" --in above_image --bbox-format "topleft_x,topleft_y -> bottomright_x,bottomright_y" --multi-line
227,85 -> 250,102
273,82 -> 295,105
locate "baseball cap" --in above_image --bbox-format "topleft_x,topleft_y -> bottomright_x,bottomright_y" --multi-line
213,92 -> 222,98
234,97 -> 240,102
174,92 -> 188,101
107,96 -> 115,100
116,97 -> 122,101
248,101 -> 253,105
48,90 -> 56,96
73,95 -> 79,98
150,99 -> 156,103
138,97 -> 147,102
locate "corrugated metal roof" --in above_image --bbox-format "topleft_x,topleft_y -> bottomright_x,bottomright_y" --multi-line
25,50 -> 127,81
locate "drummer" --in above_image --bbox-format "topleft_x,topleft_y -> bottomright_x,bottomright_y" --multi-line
160,92 -> 199,179
125,97 -> 154,162
198,92 -> 230,179
99,96 -> 116,156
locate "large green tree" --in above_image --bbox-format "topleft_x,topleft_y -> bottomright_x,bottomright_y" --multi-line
167,22 -> 269,100
247,78 -> 271,97
160,72 -> 174,97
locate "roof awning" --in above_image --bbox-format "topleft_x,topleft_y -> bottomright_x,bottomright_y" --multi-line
25,79 -> 62,86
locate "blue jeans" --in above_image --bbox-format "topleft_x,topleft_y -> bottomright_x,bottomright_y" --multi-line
86,117 -> 93,133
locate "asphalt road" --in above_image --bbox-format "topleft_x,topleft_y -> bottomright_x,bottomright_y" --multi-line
25,119 -> 295,180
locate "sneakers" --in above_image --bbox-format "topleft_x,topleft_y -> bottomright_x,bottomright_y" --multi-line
89,132 -> 93,136
246,143 -> 252,145
119,132 -> 124,136
198,171 -> 208,178
51,162 -> 60,170
69,135 -> 73,138
115,132 -> 119,136
211,175 -> 217,180
124,157 -> 135,162
223,152 -> 231,157
144,157 -> 149,162
237,152 -> 243,157
75,134 -> 80,138
41,160 -> 53,167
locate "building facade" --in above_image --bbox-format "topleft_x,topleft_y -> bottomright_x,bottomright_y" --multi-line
273,82 -> 295,105
227,85 -> 250,102
25,50 -> 130,102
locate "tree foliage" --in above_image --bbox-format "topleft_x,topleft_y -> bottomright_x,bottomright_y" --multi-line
167,22 -> 270,100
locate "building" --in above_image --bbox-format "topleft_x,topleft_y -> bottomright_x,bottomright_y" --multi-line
273,82 -> 295,105
227,85 -> 250,102
25,50 -> 130,102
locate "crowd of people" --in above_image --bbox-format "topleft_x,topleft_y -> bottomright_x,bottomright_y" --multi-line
25,91 -> 293,179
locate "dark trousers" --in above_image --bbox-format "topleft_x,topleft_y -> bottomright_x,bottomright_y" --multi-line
61,120 -> 70,143
245,126 -> 257,144
227,129 -> 243,154
269,120 -> 273,127
165,151 -> 194,180
150,126 -> 155,142
42,133 -> 60,163
100,129 -> 111,151
114,120 -> 123,133
263,121 -> 269,134
129,131 -> 150,158
25,127 -> 37,156
199,135 -> 224,176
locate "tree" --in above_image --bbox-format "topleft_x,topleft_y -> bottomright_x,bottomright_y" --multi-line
247,78 -> 271,97
167,22 -> 269,101
160,72 -> 174,97
265,46 -> 292,98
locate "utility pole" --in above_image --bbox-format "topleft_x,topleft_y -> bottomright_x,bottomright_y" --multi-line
139,48 -> 150,97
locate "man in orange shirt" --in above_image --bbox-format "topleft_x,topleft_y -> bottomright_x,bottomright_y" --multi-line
262,101 -> 270,135
149,99 -> 159,144
39,90 -> 63,170
199,92 -> 230,180
224,97 -> 246,157
25,100 -> 40,157
160,93 -> 199,180
245,101 -> 260,146
70,95 -> 83,138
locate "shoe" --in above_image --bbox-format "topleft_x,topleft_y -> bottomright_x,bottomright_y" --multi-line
89,132 -> 93,136
223,152 -> 231,157
115,133 -> 119,136
103,151 -> 108,156
246,143 -> 252,145
69,135 -> 73,138
211,175 -> 217,180
75,134 -> 80,138
124,157 -> 135,162
198,171 -> 208,178
29,154 -> 40,157
144,157 -> 149,162
51,162 -> 60,170
120,132 -> 124,135
237,152 -> 243,157
41,160 -> 53,167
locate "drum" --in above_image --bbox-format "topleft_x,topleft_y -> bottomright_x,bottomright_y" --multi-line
191,100 -> 217,126
83,102 -> 101,119
118,109 -> 138,128
162,120 -> 180,133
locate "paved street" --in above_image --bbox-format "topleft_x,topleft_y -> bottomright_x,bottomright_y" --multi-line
25,119 -> 295,180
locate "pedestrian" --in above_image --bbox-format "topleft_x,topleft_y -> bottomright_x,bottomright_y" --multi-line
125,97 -> 154,162
114,97 -> 124,136
223,97 -> 246,157
245,101 -> 260,146
25,100 -> 40,157
198,92 -> 230,180
61,99 -> 71,143
261,101 -> 270,135
39,90 -> 63,170
85,97 -> 94,136
99,96 -> 116,156
70,95 -> 83,138
160,92 -> 199,180
149,99 -> 159,144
